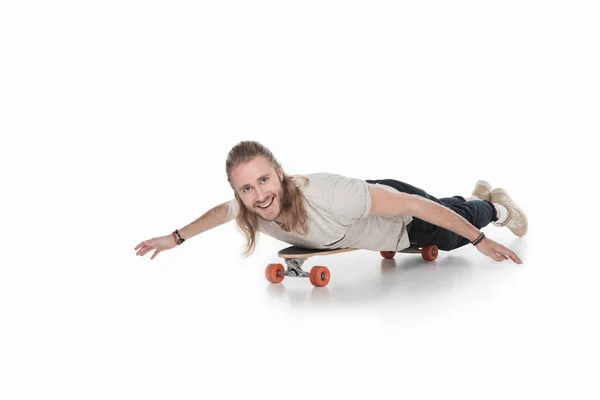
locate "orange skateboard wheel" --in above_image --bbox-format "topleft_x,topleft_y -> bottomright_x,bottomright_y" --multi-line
380,251 -> 396,259
309,266 -> 330,287
265,263 -> 285,283
421,245 -> 438,261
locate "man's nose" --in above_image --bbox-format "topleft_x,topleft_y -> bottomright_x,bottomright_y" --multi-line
255,186 -> 267,200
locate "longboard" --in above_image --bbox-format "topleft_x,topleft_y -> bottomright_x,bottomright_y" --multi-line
265,243 -> 439,287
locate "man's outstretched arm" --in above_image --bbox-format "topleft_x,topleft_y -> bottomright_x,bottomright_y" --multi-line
177,200 -> 236,242
367,185 -> 522,264
134,200 -> 235,260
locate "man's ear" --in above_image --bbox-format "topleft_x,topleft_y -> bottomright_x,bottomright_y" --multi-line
277,168 -> 284,181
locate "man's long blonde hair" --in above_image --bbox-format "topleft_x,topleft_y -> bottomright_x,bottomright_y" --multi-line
226,141 -> 310,257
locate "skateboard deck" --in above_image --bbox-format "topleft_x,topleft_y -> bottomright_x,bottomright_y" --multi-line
265,243 -> 439,287
278,246 -> 359,258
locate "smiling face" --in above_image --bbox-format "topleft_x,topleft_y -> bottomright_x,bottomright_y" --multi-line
230,156 -> 285,222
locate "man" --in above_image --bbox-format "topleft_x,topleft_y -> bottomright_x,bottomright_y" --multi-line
135,141 -> 525,264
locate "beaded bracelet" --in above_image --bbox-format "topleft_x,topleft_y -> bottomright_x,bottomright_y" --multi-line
471,232 -> 485,246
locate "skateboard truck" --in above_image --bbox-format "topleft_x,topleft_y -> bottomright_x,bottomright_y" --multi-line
282,257 -> 309,277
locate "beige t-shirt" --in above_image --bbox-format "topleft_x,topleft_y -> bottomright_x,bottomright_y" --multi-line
228,172 -> 413,252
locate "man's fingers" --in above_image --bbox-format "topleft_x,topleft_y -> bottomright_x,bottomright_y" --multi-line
139,246 -> 154,257
481,241 -> 523,264
151,249 -> 160,260
503,248 -> 522,264
135,239 -> 158,251
494,245 -> 516,262
135,240 -> 152,251
499,245 -> 521,264
490,250 -> 504,262
510,253 -> 523,264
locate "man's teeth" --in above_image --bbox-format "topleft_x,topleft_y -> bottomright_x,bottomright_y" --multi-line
258,197 -> 273,208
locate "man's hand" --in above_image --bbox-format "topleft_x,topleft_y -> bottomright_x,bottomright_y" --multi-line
134,235 -> 177,260
475,237 -> 522,264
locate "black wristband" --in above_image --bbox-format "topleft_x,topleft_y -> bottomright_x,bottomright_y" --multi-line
471,232 -> 485,246
174,229 -> 185,245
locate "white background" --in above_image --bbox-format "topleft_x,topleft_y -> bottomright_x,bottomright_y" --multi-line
1,1 -> 599,399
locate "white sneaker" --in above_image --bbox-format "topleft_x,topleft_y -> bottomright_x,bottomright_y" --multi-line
471,180 -> 492,201
491,188 -> 528,237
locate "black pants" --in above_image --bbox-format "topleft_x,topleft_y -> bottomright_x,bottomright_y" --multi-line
365,179 -> 498,251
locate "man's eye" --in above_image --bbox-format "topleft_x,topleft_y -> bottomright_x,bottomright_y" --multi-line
261,177 -> 268,183
243,187 -> 250,193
